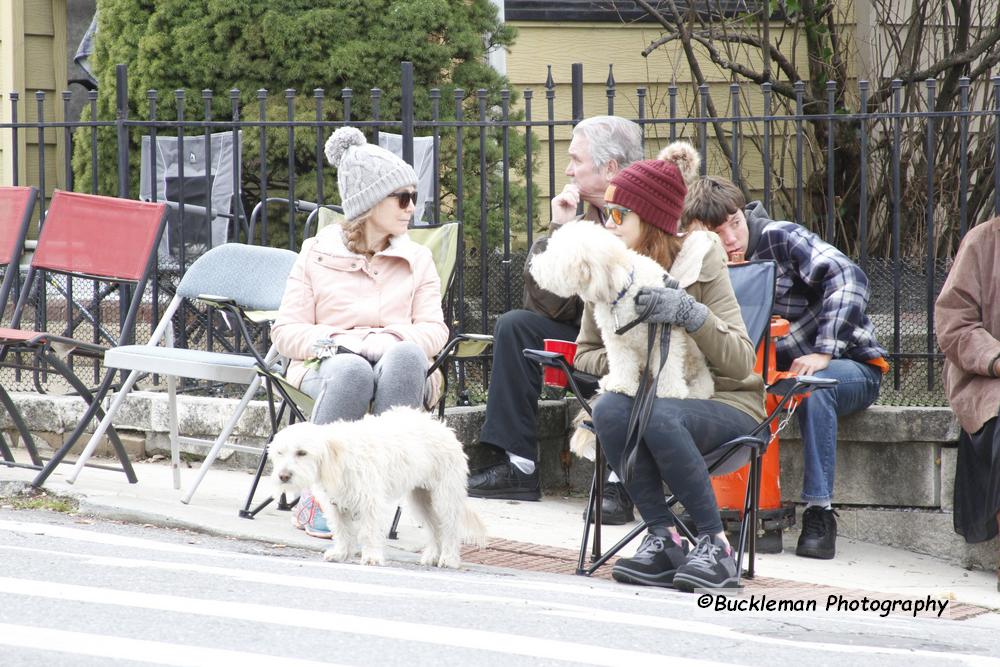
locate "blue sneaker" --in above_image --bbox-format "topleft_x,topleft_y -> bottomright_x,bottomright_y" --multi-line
291,493 -> 333,539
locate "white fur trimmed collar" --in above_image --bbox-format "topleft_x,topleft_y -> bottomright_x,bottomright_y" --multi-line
670,230 -> 715,287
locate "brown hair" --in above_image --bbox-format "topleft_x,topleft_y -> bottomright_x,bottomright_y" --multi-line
681,176 -> 745,229
634,221 -> 684,271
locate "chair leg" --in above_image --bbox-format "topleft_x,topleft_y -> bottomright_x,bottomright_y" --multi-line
748,452 -> 761,579
0,383 -> 42,467
0,431 -> 14,462
65,369 -> 142,485
583,521 -> 651,577
575,445 -> 654,577
181,374 -> 263,505
33,362 -> 136,487
734,451 -> 761,583
239,375 -> 289,518
239,444 -> 274,519
167,374 -> 181,490
593,447 -> 605,560
388,506 -> 402,540
577,467 -> 599,574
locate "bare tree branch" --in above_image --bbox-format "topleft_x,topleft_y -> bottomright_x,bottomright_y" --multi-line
645,29 -> 803,91
687,33 -> 800,99
633,0 -> 737,179
869,17 -> 1000,110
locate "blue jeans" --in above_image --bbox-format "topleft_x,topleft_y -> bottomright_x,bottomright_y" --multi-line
796,359 -> 882,504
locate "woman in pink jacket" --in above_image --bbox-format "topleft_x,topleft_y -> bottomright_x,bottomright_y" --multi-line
271,127 -> 449,537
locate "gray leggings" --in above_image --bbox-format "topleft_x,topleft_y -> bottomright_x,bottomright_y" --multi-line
299,341 -> 428,424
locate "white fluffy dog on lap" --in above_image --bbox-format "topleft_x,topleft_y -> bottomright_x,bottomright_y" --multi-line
270,407 -> 486,568
529,220 -> 715,401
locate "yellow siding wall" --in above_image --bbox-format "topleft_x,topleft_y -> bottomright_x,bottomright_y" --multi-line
0,0 -> 67,189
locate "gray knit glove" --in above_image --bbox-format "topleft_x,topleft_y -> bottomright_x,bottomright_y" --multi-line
634,286 -> 709,333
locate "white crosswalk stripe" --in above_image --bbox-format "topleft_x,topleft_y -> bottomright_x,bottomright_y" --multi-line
0,623 -> 352,667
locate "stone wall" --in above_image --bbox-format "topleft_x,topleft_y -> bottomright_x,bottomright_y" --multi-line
2,391 -> 996,571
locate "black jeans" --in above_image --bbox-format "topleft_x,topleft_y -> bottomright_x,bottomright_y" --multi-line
479,309 -> 579,461
592,392 -> 758,536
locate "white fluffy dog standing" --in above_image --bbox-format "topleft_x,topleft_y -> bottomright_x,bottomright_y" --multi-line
270,406 -> 486,568
529,220 -> 715,402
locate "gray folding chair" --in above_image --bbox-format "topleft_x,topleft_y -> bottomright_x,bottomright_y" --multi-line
66,243 -> 298,503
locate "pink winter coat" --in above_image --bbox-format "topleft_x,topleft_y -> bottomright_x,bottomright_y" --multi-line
271,224 -> 449,398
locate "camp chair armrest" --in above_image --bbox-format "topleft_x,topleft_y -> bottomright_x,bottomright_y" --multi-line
429,333 -> 494,374
4,333 -> 108,357
768,374 -> 838,397
522,348 -> 571,368
195,293 -> 238,308
456,333 -> 493,343
571,369 -> 600,385
721,435 -> 769,451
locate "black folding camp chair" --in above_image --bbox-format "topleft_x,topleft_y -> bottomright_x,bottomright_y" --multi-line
524,260 -> 837,582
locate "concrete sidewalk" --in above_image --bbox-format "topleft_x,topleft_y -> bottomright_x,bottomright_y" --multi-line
1,453 -> 998,614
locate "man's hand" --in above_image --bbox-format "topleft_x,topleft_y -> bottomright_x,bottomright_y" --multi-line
550,183 -> 581,224
789,353 -> 832,376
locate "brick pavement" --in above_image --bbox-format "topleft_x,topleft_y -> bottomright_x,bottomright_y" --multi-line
462,538 -> 993,621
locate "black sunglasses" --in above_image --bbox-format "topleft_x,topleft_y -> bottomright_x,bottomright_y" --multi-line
387,191 -> 418,208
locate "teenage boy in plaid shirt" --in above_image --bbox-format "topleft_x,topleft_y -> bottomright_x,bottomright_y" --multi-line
682,177 -> 889,560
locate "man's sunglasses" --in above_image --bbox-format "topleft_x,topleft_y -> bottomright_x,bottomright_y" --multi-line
388,191 -> 418,208
602,204 -> 632,226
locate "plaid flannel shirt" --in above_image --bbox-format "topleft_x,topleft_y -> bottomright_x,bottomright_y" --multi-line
744,202 -> 886,370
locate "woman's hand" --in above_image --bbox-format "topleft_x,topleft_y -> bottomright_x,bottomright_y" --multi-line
634,286 -> 709,333
333,335 -> 364,354
359,333 -> 398,362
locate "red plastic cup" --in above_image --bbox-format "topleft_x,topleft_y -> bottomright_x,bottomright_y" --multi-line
542,339 -> 577,388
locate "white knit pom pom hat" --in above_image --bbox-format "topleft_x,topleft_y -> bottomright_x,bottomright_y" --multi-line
324,126 -> 418,220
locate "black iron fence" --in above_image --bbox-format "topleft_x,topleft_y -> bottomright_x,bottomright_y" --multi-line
3,61 -> 1000,406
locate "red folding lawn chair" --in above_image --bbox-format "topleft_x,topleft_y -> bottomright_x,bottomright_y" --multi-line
0,186 -> 38,465
0,190 -> 167,487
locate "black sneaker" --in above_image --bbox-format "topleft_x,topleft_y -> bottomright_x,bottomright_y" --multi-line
673,534 -> 739,591
583,481 -> 635,525
795,506 -> 838,559
612,532 -> 689,588
467,461 -> 541,501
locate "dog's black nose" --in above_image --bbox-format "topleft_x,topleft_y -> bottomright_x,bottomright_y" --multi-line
278,472 -> 290,483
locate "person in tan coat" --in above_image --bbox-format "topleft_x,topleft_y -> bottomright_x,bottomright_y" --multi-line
934,217 -> 1000,587
271,126 -> 448,538
573,156 -> 765,591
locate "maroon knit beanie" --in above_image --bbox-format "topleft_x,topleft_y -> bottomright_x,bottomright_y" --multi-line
607,158 -> 687,235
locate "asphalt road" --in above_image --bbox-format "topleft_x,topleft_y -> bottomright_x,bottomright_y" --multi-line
1,509 -> 999,666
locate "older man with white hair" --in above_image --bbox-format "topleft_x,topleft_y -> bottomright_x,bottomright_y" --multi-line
468,116 -> 643,523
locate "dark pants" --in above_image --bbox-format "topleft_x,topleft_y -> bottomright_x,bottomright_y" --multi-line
592,393 -> 758,536
479,309 -> 579,461
954,415 -> 1000,544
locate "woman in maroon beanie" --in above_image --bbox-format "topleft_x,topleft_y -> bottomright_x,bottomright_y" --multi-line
571,149 -> 765,591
